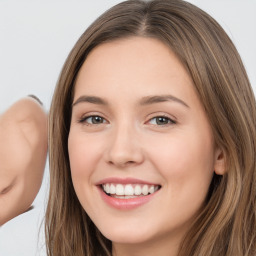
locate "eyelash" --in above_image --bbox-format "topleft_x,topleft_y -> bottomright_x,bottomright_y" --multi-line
78,115 -> 107,125
147,116 -> 176,126
78,114 -> 176,126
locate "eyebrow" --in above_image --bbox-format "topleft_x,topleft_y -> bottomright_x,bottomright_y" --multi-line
72,94 -> 189,108
140,95 -> 189,108
72,96 -> 108,107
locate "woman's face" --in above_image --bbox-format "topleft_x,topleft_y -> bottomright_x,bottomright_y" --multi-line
68,37 -> 223,251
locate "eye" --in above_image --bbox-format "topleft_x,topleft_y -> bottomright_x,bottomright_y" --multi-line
79,115 -> 107,125
148,116 -> 176,126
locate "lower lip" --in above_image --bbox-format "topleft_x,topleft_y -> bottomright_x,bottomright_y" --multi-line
97,186 -> 159,210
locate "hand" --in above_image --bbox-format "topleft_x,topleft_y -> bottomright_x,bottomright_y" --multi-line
0,96 -> 48,226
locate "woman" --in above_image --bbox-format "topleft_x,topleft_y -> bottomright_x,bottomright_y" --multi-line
46,0 -> 256,255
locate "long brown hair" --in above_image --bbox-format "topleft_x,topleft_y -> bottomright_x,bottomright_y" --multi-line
46,0 -> 256,255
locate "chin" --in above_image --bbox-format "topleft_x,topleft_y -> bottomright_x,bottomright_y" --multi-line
105,233 -> 152,245
98,222 -> 155,244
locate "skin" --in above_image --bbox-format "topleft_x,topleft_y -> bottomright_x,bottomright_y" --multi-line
0,96 -> 48,226
68,37 -> 225,256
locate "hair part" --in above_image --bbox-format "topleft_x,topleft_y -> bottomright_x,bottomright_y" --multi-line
46,0 -> 256,255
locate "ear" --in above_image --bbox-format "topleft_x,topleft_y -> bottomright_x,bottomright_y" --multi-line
214,147 -> 226,175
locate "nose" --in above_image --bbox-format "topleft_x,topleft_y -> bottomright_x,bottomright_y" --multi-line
105,123 -> 144,168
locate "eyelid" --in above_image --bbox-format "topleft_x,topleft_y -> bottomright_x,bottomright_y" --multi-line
150,116 -> 175,122
145,112 -> 177,124
148,116 -> 176,126
77,113 -> 109,125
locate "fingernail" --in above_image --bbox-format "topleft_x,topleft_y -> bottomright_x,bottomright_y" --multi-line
28,95 -> 43,106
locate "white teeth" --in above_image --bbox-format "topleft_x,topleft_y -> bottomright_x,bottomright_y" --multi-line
142,185 -> 148,195
110,184 -> 116,194
114,195 -> 138,199
116,184 -> 124,195
149,185 -> 155,194
105,184 -> 110,194
134,185 -> 142,195
102,183 -> 160,197
124,184 -> 134,196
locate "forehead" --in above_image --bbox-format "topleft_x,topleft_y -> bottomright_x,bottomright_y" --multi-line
74,37 -> 195,105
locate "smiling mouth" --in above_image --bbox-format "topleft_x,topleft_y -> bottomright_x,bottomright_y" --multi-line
101,183 -> 161,199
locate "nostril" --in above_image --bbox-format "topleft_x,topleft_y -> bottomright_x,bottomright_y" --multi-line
127,160 -> 136,165
108,159 -> 137,168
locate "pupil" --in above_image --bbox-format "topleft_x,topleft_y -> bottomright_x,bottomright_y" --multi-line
92,116 -> 102,124
156,117 -> 168,125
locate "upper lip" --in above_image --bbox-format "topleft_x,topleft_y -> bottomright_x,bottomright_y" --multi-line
96,177 -> 160,186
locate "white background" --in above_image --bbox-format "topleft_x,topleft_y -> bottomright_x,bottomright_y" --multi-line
0,1 -> 255,255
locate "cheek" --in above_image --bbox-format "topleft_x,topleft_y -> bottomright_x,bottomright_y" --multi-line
68,132 -> 104,186
145,131 -> 215,227
151,133 -> 213,168
68,132 -> 106,217
147,128 -> 215,195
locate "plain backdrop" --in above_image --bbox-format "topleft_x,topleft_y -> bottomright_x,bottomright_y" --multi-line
0,1 -> 255,255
